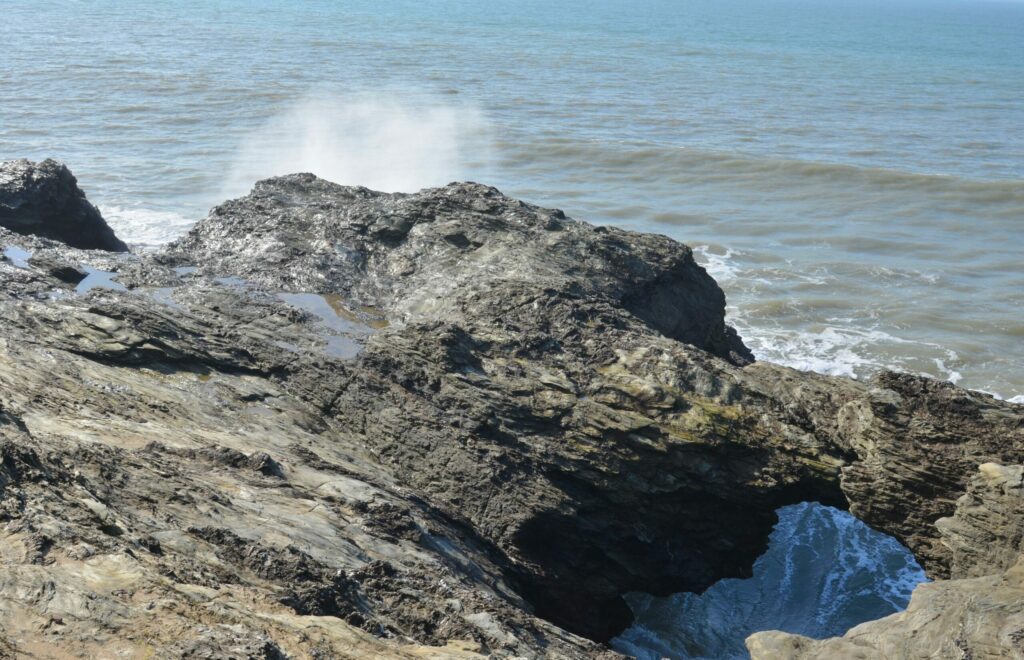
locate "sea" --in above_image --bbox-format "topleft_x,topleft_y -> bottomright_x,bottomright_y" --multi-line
2,0 -> 1020,656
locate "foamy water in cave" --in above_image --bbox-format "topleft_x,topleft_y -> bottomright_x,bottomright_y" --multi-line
612,502 -> 927,659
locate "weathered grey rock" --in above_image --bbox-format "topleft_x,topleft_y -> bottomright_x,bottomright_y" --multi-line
0,167 -> 1021,657
162,175 -> 753,365
0,159 -> 127,252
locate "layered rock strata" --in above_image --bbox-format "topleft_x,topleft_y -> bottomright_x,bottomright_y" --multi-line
0,160 -> 1021,657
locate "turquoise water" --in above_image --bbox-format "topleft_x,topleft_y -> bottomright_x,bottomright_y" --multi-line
2,0 -> 1022,399
613,503 -> 927,659
0,4 -> 1016,653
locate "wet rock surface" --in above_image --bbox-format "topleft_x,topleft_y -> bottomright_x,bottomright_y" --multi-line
0,159 -> 127,252
0,162 -> 1021,657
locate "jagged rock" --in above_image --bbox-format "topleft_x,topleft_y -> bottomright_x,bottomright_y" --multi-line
0,166 -> 1021,657
747,463 -> 1024,659
162,175 -> 753,365
0,159 -> 128,252
937,462 -> 1024,578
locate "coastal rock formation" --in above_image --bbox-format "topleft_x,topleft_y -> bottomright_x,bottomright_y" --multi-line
936,462 -> 1024,581
747,463 -> 1024,658
0,159 -> 128,252
161,173 -> 753,366
0,161 -> 1021,657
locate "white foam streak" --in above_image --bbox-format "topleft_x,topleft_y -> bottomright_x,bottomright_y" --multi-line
690,247 -> 1023,400
691,245 -> 742,280
222,93 -> 493,199
986,391 -> 1024,405
100,206 -> 195,248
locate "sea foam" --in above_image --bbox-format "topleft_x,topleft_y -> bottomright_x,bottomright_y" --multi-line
99,206 -> 196,249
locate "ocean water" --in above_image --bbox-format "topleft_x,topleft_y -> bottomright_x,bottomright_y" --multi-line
2,0 -> 1022,400
0,1 -> 1016,654
612,503 -> 927,659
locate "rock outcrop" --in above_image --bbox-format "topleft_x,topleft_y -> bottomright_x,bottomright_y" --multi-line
937,462 -> 1024,579
0,159 -> 128,252
0,162 -> 1021,657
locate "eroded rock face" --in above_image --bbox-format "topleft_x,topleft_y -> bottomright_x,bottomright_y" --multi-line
0,159 -> 128,252
0,167 -> 1021,656
756,367 -> 1024,579
937,463 -> 1024,578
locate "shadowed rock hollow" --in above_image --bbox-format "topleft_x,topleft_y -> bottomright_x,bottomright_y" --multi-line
0,161 -> 1021,657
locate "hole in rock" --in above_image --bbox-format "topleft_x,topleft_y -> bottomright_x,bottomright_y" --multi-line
611,501 -> 926,660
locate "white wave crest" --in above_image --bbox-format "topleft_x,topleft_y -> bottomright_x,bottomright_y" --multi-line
99,206 -> 195,248
985,391 -> 1024,405
692,245 -> 744,284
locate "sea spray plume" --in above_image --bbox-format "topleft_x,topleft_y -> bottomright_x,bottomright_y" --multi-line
222,92 -> 493,198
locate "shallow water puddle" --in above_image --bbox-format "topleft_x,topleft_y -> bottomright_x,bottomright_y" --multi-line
75,266 -> 128,294
146,286 -> 182,309
2,245 -> 32,269
277,292 -> 385,359
313,293 -> 390,330
214,275 -> 248,288
140,266 -> 200,307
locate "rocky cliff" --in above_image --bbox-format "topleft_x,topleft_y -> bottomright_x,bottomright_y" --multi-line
0,160 -> 1020,658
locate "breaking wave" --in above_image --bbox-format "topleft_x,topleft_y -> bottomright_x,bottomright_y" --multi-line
99,205 -> 195,249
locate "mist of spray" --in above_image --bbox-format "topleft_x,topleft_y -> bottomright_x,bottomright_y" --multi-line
223,92 -> 493,198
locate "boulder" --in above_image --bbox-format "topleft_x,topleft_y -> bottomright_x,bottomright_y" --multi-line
0,159 -> 128,251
